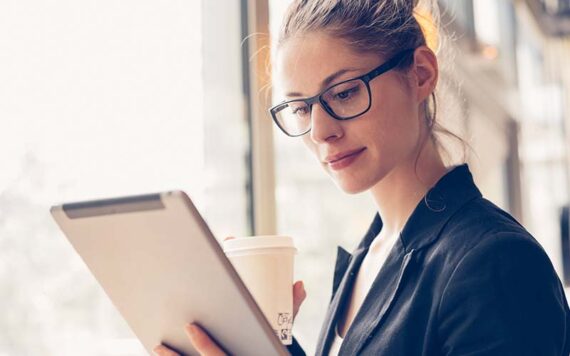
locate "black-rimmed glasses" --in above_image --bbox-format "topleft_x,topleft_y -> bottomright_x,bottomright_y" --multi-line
269,48 -> 416,137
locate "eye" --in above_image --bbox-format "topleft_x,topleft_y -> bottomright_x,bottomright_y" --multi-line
291,104 -> 309,116
334,86 -> 359,100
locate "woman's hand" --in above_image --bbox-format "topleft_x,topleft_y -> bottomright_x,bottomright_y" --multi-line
154,237 -> 307,356
153,323 -> 227,356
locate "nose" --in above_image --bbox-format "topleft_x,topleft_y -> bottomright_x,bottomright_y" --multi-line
309,103 -> 343,144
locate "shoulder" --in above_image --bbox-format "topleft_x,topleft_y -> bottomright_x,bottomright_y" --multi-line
433,198 -> 570,355
446,196 -> 529,241
432,197 -> 566,311
432,196 -> 547,267
427,196 -> 565,304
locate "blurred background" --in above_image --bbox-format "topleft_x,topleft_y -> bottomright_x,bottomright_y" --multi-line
1,0 -> 570,354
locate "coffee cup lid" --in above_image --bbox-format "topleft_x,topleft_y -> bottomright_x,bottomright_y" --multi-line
223,235 -> 296,253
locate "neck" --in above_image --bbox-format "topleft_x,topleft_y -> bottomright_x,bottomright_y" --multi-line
369,139 -> 448,237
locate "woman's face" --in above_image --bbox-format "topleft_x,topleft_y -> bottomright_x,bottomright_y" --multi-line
275,32 -> 429,194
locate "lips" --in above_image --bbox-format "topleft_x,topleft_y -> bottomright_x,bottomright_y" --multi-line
324,148 -> 366,163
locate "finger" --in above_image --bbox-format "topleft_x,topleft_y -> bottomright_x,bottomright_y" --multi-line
293,280 -> 306,319
153,344 -> 180,356
223,236 -> 236,242
186,324 -> 227,356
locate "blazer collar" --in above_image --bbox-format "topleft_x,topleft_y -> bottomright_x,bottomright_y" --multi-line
355,163 -> 482,254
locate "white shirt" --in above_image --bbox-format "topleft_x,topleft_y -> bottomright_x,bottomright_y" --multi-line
328,323 -> 344,356
328,231 -> 400,355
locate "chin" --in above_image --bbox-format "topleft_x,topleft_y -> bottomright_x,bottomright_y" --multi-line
334,179 -> 371,195
331,166 -> 390,195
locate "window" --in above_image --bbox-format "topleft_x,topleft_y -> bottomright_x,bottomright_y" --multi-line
0,1 -> 249,354
473,0 -> 501,48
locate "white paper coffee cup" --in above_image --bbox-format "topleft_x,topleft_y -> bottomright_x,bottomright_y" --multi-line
223,235 -> 296,345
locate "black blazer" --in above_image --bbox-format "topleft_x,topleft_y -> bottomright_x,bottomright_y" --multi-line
287,164 -> 570,356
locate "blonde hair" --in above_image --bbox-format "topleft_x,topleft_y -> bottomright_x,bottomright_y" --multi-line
277,0 -> 467,165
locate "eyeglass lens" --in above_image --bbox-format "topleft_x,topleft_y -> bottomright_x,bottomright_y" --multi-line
275,79 -> 369,136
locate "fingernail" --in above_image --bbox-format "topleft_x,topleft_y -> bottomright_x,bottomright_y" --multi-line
186,324 -> 197,339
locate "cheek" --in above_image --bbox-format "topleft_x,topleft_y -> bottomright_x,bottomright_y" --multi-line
362,108 -> 413,142
358,88 -> 420,156
376,81 -> 410,112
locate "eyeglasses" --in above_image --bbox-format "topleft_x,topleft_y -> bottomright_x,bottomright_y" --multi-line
269,48 -> 416,137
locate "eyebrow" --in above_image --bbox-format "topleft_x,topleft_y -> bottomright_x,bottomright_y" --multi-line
284,67 -> 361,98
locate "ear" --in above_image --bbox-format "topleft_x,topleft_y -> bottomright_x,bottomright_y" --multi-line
411,46 -> 438,103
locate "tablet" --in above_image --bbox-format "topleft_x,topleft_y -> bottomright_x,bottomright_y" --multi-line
50,190 -> 289,356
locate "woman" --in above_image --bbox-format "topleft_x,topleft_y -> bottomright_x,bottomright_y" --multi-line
155,0 -> 570,355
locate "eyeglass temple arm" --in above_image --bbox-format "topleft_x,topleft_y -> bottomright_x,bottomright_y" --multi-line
363,48 -> 416,82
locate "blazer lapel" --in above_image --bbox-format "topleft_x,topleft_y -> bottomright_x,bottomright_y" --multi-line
316,212 -> 383,356
340,247 -> 416,355
315,246 -> 368,356
331,246 -> 352,300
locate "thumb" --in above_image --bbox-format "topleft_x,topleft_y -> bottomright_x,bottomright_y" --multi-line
293,280 -> 306,320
